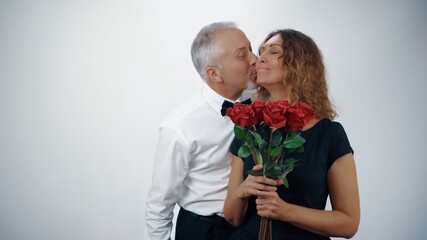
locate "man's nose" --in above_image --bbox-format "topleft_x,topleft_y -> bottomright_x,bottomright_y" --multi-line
250,52 -> 258,64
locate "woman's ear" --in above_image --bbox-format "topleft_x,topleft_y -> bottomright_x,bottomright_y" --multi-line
206,66 -> 223,83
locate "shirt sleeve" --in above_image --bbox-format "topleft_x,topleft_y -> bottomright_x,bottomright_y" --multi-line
327,122 -> 354,169
145,126 -> 191,240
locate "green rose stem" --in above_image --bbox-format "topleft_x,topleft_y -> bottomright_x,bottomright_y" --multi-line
249,126 -> 259,166
259,218 -> 272,240
264,128 -> 274,177
277,132 -> 289,166
259,128 -> 275,240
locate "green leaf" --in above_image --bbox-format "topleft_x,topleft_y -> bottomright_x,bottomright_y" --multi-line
279,158 -> 298,179
250,130 -> 266,149
260,126 -> 272,147
282,176 -> 289,189
287,145 -> 304,153
271,130 -> 283,147
254,148 -> 263,165
284,132 -> 305,149
247,169 -> 263,176
234,126 -> 248,141
295,146 -> 304,153
271,165 -> 282,177
270,146 -> 283,157
282,158 -> 298,169
238,144 -> 251,158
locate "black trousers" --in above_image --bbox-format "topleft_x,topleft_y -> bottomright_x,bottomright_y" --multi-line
175,208 -> 234,240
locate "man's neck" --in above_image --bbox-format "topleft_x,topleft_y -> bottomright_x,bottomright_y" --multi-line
207,81 -> 241,101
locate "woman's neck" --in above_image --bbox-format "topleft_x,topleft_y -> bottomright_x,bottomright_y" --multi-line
270,93 -> 290,102
266,85 -> 292,102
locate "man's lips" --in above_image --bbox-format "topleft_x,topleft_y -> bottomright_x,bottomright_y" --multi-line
250,67 -> 257,76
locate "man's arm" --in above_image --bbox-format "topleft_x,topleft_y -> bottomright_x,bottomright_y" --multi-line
145,127 -> 190,240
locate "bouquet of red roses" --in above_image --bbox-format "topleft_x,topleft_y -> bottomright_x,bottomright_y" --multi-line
225,100 -> 315,240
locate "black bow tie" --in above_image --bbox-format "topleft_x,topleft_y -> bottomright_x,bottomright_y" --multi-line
221,98 -> 252,116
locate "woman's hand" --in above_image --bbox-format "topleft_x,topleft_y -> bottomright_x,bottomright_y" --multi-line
225,161 -> 285,227
255,191 -> 289,221
236,164 -> 280,199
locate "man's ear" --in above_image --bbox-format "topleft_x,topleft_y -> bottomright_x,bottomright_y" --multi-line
206,66 -> 223,83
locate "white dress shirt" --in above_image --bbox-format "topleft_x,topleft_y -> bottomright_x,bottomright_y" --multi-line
145,83 -> 248,240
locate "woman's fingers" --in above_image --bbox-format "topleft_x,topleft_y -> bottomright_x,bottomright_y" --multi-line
242,175 -> 277,197
239,165 -> 282,198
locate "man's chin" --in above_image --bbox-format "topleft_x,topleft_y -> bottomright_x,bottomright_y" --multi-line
246,79 -> 258,90
250,73 -> 257,82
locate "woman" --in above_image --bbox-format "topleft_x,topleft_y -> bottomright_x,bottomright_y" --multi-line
224,29 -> 360,239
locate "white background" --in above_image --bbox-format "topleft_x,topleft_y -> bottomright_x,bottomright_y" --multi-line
1,0 -> 426,239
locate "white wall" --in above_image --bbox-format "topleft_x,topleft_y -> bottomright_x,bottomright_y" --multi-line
1,0 -> 426,239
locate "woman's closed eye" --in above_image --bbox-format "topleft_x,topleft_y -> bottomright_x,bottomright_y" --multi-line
269,46 -> 283,55
259,45 -> 283,57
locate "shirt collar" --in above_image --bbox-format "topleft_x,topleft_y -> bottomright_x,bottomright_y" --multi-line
201,83 -> 245,117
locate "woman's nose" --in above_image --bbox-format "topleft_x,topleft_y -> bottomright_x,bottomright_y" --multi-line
257,54 -> 266,63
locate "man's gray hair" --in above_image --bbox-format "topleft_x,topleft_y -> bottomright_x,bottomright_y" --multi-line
191,21 -> 239,81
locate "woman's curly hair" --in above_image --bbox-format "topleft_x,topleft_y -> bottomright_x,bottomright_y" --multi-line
257,29 -> 337,120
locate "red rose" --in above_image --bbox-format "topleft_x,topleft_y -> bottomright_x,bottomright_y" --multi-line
286,102 -> 316,131
226,103 -> 257,127
251,101 -> 265,123
275,100 -> 291,109
262,101 -> 291,128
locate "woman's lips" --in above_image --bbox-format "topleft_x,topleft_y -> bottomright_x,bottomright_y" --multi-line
256,67 -> 270,72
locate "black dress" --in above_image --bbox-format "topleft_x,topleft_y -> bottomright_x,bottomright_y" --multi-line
229,119 -> 354,240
